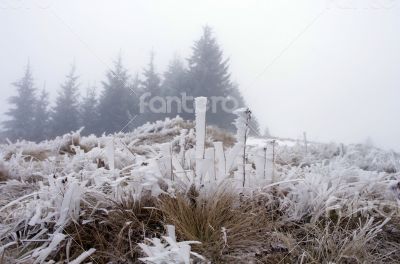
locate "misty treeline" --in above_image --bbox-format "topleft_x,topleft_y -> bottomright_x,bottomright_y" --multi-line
2,26 -> 259,142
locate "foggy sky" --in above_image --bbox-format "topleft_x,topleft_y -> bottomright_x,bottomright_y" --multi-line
1,0 -> 399,150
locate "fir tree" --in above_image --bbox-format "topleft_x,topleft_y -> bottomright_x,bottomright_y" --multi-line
51,64 -> 80,136
162,56 -> 187,96
187,26 -> 244,131
32,88 -> 50,141
140,52 -> 163,123
187,26 -> 231,98
97,55 -> 135,134
161,56 -> 188,119
80,86 -> 99,136
142,52 -> 161,95
3,63 -> 37,141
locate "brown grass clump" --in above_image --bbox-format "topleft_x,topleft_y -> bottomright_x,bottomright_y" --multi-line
169,118 -> 195,131
275,215 -> 398,264
57,195 -> 163,263
58,134 -> 81,155
135,131 -> 179,146
23,149 -> 50,161
158,190 -> 273,263
0,170 -> 8,182
3,149 -> 50,162
206,126 -> 236,148
0,162 -> 8,182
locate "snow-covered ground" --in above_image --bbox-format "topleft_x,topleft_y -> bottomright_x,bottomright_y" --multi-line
1,111 -> 400,263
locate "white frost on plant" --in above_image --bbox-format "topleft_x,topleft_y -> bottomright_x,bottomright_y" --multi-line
233,108 -> 251,187
139,225 -> 205,264
32,232 -> 66,264
56,181 -> 82,227
179,129 -> 187,165
69,248 -> 96,264
213,141 -> 226,180
159,143 -> 173,180
105,137 -> 115,172
195,97 -> 207,182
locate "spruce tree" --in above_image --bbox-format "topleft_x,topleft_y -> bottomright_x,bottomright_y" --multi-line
32,89 -> 50,142
142,52 -> 161,95
80,86 -> 99,136
188,26 -> 231,98
162,57 -> 188,119
162,56 -> 187,96
97,56 -> 135,134
51,64 -> 80,136
3,63 -> 37,141
140,53 -> 163,123
187,26 -> 242,131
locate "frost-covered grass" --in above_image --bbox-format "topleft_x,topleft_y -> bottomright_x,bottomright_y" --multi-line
1,111 -> 400,263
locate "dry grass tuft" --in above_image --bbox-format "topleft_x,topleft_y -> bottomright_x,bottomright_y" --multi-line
0,162 -> 9,182
23,149 -> 50,161
298,220 -> 372,263
57,195 -> 163,263
0,171 -> 8,182
158,190 -> 273,263
3,149 -> 50,162
273,215 -> 399,264
206,126 -> 236,148
135,131 -> 179,146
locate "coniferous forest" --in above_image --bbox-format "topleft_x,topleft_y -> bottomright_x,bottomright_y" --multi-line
2,26 -> 259,142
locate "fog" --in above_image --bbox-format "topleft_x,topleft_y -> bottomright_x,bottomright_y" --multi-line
1,0 -> 399,150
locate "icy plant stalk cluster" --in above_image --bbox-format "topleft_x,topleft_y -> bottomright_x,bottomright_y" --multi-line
139,225 -> 205,264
